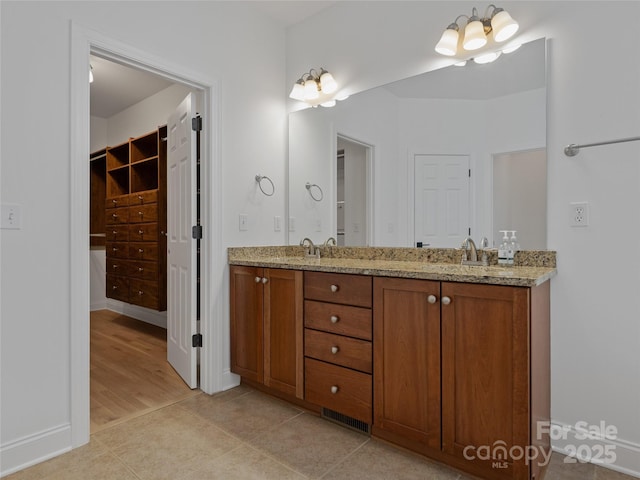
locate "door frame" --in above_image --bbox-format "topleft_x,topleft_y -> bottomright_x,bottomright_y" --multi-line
70,23 -> 225,448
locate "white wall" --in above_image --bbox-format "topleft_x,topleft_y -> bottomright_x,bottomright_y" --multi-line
287,1 -> 640,476
0,1 -> 286,475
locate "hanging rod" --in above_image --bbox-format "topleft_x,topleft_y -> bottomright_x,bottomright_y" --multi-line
564,135 -> 640,157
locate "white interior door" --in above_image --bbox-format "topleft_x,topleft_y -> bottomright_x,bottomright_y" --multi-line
167,93 -> 198,388
414,154 -> 470,248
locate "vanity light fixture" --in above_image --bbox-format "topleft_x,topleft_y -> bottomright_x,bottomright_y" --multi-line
289,68 -> 340,107
435,4 -> 519,57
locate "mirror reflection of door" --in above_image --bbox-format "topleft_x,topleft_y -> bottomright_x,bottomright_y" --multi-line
493,148 -> 547,249
337,136 -> 369,246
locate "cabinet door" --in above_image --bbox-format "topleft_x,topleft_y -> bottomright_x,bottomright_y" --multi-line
441,282 -> 530,479
263,268 -> 303,398
373,277 -> 441,452
230,266 -> 264,383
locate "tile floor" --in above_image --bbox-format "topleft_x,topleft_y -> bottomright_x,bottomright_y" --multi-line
5,385 -> 636,480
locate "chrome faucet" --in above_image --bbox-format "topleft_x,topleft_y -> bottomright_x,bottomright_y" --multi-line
300,237 -> 319,258
461,236 -> 488,266
324,237 -> 337,246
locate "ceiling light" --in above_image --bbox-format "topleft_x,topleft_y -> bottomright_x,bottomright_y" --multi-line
473,51 -> 501,64
290,68 -> 342,107
435,4 -> 519,57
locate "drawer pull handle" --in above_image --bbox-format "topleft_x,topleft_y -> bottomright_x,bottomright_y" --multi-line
112,230 -> 117,235
330,284 -> 339,293
112,285 -> 118,290
138,267 -> 144,272
331,346 -> 339,355
112,247 -> 118,252
112,199 -> 117,205
261,277 -> 268,284
254,276 -> 261,283
138,229 -> 144,235
138,290 -> 144,296
330,315 -> 339,324
442,296 -> 451,305
113,264 -> 118,269
138,211 -> 143,217
138,195 -> 143,201
112,214 -> 118,219
330,385 -> 339,394
138,248 -> 144,253
427,294 -> 437,304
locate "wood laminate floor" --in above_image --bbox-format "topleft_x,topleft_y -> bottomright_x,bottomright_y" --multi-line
90,310 -> 198,433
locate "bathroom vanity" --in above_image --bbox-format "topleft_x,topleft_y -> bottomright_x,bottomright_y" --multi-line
228,246 -> 556,480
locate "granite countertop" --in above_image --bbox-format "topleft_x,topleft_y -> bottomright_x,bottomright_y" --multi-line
228,246 -> 557,287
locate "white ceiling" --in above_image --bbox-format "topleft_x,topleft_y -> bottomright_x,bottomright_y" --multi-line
89,2 -> 336,119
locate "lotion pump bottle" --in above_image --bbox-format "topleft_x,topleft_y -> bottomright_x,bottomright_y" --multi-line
507,230 -> 519,265
498,231 -> 510,265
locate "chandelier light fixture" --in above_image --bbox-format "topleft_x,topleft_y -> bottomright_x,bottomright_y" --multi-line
289,68 -> 340,107
435,4 -> 519,57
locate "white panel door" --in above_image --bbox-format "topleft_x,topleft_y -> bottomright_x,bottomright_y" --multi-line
414,154 -> 470,248
167,93 -> 198,388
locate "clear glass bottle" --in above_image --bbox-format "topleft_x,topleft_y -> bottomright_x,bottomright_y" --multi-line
498,231 -> 510,265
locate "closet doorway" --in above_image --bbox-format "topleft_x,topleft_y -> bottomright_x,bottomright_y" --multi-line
89,54 -> 199,430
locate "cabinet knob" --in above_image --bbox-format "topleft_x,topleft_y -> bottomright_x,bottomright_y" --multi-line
427,294 -> 437,304
330,284 -> 339,293
112,285 -> 118,290
112,213 -> 118,219
442,296 -> 451,305
138,267 -> 144,272
112,199 -> 117,205
330,315 -> 339,324
138,211 -> 143,217
112,247 -> 118,252
330,386 -> 339,394
112,230 -> 117,235
331,346 -> 339,355
138,195 -> 143,201
138,229 -> 144,235
138,290 -> 144,296
113,264 -> 118,269
255,276 -> 261,283
138,248 -> 144,253
261,277 -> 268,284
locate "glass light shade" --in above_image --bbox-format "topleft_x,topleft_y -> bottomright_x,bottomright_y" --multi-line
320,100 -> 336,108
435,28 -> 459,56
319,71 -> 337,94
289,82 -> 305,101
502,43 -> 521,54
491,10 -> 519,42
463,19 -> 487,50
473,51 -> 501,64
303,78 -> 319,100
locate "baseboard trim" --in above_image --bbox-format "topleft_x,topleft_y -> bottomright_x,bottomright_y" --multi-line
550,420 -> 640,478
105,299 -> 167,329
0,424 -> 71,477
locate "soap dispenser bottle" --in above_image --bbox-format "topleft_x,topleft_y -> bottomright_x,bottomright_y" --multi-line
498,231 -> 510,265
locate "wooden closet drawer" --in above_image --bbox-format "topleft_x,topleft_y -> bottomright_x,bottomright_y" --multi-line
129,223 -> 158,242
129,190 -> 158,206
106,207 -> 129,225
106,225 -> 129,242
128,204 -> 157,223
304,271 -> 372,308
106,242 -> 128,259
128,260 -> 158,280
129,242 -> 159,261
305,329 -> 372,373
304,300 -> 372,340
105,195 -> 130,209
305,358 -> 372,423
129,279 -> 159,309
106,258 -> 132,276
106,274 -> 129,302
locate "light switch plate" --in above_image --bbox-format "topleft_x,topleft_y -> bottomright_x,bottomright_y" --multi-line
239,214 -> 248,231
274,216 -> 282,232
1,204 -> 21,229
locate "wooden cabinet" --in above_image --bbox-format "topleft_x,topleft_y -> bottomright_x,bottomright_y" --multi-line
373,277 -> 550,480
103,127 -> 167,311
303,271 -> 373,424
229,266 -> 303,398
90,149 -> 107,248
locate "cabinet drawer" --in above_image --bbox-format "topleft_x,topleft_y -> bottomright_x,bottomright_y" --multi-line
106,242 -> 128,259
106,207 -> 129,225
129,223 -> 158,242
129,242 -> 159,261
106,258 -> 132,276
304,300 -> 372,340
305,358 -> 372,423
304,271 -> 372,308
128,204 -> 158,223
106,225 -> 129,242
129,190 -> 158,206
105,195 -> 130,209
106,274 -> 129,302
129,279 -> 159,309
128,260 -> 158,281
305,329 -> 372,373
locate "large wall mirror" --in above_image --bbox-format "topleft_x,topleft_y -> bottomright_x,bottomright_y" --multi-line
288,38 -> 547,249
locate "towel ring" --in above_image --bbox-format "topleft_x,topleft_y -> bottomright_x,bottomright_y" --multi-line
305,182 -> 324,201
255,174 -> 275,196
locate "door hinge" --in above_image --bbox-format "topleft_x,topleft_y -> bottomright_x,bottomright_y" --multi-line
192,333 -> 203,348
192,116 -> 202,132
468,168 -> 471,177
192,225 -> 202,239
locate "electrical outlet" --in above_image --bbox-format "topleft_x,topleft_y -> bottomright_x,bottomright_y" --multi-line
239,214 -> 248,231
570,202 -> 589,227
